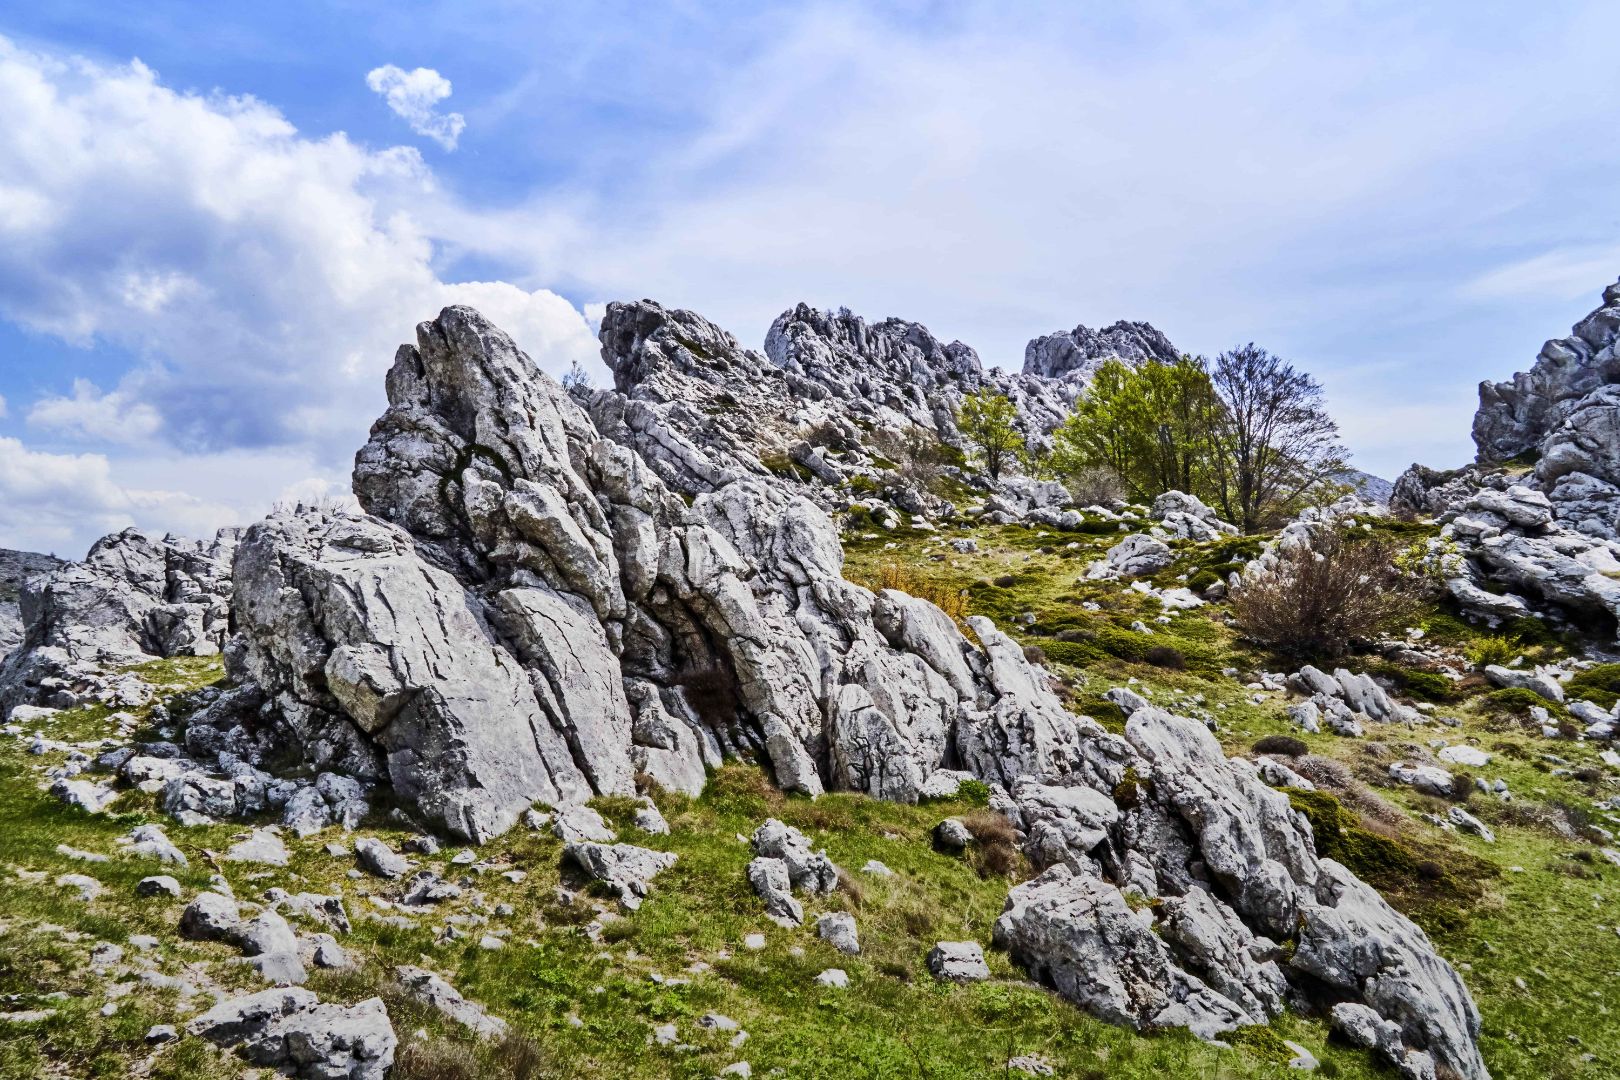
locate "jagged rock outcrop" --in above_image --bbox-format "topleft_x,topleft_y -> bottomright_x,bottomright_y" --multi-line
584,300 -> 1177,518
232,306 -> 1136,840
0,528 -> 237,715
15,299 -> 1488,1075
1022,320 -> 1179,380
1469,279 -> 1620,541
187,986 -> 395,1079
0,548 -> 61,659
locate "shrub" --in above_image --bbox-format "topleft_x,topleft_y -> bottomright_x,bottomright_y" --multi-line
1143,644 -> 1186,669
1063,465 -> 1127,506
1187,569 -> 1221,593
1112,766 -> 1145,808
1566,663 -> 1620,709
1390,668 -> 1455,703
761,451 -> 812,481
394,1041 -> 482,1080
1479,686 -> 1563,720
1022,645 -> 1048,666
992,574 -> 1017,588
961,810 -> 1025,878
854,562 -> 970,623
1286,788 -> 1422,885
1466,636 -> 1518,669
955,779 -> 992,807
1253,734 -> 1308,757
1095,626 -> 1154,663
1229,532 -> 1427,658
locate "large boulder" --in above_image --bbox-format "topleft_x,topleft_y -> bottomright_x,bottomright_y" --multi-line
187,987 -> 395,1079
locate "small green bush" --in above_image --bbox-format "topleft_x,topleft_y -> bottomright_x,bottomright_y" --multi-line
956,779 -> 992,807
1287,788 -> 1422,885
1143,644 -> 1186,669
1229,1025 -> 1293,1065
1467,636 -> 1518,668
1039,639 -> 1105,668
1565,663 -> 1620,709
1479,686 -> 1563,719
1187,569 -> 1220,592
1391,668 -> 1455,703
1096,627 -> 1154,663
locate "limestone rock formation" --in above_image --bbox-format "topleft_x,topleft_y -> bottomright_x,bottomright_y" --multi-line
1022,320 -> 1179,380
187,986 -> 396,1079
586,299 -> 1176,517
0,548 -> 61,659
3,299 -> 1489,1075
1469,279 -> 1620,541
0,528 -> 237,715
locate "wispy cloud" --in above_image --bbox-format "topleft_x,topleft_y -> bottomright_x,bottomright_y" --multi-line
1460,246 -> 1620,304
365,64 -> 466,150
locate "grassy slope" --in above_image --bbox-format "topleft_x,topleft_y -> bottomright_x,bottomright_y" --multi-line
0,512 -> 1615,1077
846,514 -> 1620,1080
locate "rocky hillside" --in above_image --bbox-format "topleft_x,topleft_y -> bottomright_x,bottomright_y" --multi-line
7,293 -> 1620,1078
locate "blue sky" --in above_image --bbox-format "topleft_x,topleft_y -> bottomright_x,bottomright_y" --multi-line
1,1 -> 1618,555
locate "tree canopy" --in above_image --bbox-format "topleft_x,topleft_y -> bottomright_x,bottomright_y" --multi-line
1051,347 -> 1346,532
956,389 -> 1023,481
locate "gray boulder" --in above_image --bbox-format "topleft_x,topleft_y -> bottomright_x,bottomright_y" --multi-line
926,941 -> 989,982
187,987 -> 395,1079
564,841 -> 677,910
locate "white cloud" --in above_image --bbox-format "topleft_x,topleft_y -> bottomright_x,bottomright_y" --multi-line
0,393 -> 8,420
0,36 -> 597,551
365,64 -> 466,150
28,379 -> 163,444
1460,246 -> 1620,304
0,435 -> 239,557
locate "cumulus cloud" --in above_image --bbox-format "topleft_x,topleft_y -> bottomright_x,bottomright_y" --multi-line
28,379 -> 163,444
0,435 -> 239,556
0,36 -> 597,550
365,64 -> 466,150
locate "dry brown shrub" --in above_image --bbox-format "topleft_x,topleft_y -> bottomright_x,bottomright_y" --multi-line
393,1042 -> 481,1080
961,810 -> 1026,879
857,562 -> 971,624
1229,532 -> 1428,658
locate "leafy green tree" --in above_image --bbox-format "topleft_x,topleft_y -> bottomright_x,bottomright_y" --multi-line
956,389 -> 1023,481
1051,356 -> 1223,503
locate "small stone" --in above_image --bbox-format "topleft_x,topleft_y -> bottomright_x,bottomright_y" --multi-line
137,875 -> 182,899
56,873 -> 103,901
743,933 -> 767,951
144,1023 -> 177,1044
816,912 -> 860,955
354,838 -> 410,879
814,968 -> 850,988
933,818 -> 973,851
927,941 -> 989,982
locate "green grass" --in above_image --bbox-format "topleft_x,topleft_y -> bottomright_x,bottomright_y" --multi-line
841,513 -> 1620,1078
